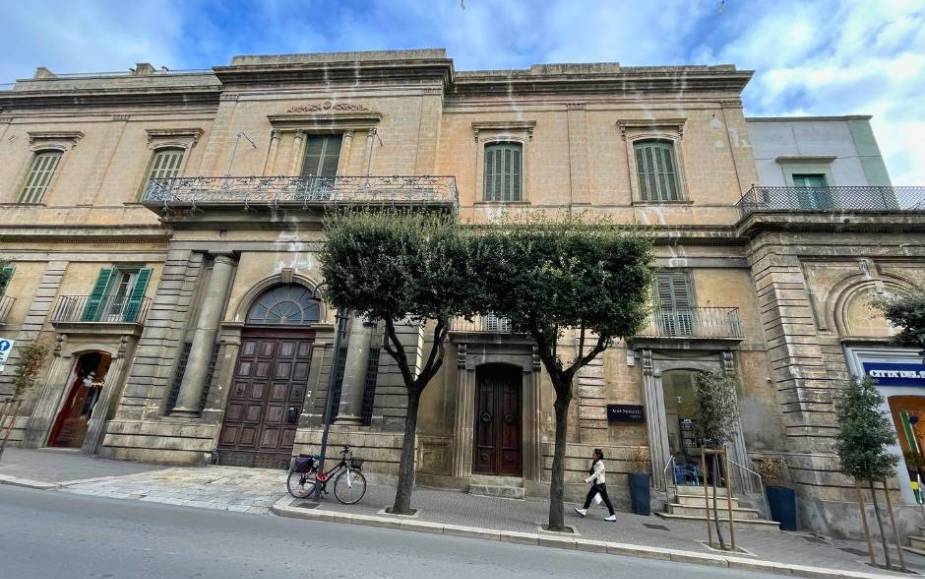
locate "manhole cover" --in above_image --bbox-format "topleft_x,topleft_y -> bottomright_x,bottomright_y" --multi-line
644,523 -> 670,531
839,547 -> 869,557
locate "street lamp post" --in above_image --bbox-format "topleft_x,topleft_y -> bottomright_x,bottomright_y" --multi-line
311,293 -> 349,500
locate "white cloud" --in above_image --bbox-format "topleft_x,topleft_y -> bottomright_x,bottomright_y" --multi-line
3,0 -> 922,184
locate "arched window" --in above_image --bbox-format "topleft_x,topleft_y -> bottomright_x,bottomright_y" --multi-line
483,142 -> 523,201
246,284 -> 321,326
634,140 -> 681,201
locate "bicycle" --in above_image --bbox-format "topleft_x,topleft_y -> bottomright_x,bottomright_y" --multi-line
287,445 -> 367,504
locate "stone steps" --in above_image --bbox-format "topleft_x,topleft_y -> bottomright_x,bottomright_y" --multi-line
675,493 -> 742,509
677,484 -> 728,498
659,485 -> 779,532
665,502 -> 762,521
655,511 -> 781,532
468,475 -> 525,500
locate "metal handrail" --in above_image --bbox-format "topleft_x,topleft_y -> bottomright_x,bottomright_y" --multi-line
661,455 -> 678,494
726,455 -> 769,519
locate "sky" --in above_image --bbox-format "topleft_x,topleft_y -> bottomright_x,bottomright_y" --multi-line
3,0 -> 923,184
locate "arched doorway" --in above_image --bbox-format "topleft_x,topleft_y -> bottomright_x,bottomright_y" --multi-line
473,363 -> 523,476
217,284 -> 320,469
662,369 -> 709,485
49,352 -> 112,448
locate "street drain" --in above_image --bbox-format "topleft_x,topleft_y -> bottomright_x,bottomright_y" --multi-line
293,501 -> 320,510
643,524 -> 670,531
840,547 -> 869,557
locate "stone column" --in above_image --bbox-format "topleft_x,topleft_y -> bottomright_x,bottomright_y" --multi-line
334,317 -> 375,424
171,255 -> 235,416
289,131 -> 306,176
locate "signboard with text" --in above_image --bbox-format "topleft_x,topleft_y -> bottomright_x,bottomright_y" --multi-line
863,362 -> 925,387
606,404 -> 645,423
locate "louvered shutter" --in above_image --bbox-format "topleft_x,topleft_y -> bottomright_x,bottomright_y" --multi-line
18,151 -> 63,203
82,268 -> 115,322
483,143 -> 523,201
635,141 -> 680,202
123,267 -> 151,322
655,270 -> 694,336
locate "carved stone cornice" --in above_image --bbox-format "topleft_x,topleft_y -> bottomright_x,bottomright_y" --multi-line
145,127 -> 203,147
617,118 -> 686,140
28,130 -> 84,145
471,120 -> 536,142
267,110 -> 382,131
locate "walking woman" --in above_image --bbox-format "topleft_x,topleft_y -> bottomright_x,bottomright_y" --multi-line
575,448 -> 616,522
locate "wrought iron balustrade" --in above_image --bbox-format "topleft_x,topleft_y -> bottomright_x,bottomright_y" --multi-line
143,175 -> 459,211
737,185 -> 925,218
51,294 -> 151,325
450,315 -> 514,334
636,307 -> 742,339
0,295 -> 14,324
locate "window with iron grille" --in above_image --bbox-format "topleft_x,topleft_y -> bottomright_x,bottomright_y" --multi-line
634,140 -> 681,202
0,264 -> 13,296
166,342 -> 193,413
360,345 -> 381,425
482,313 -> 512,333
144,148 -> 185,189
18,150 -> 63,203
483,142 -> 523,201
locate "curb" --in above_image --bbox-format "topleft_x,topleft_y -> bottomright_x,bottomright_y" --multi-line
271,501 -> 897,579
0,474 -> 61,490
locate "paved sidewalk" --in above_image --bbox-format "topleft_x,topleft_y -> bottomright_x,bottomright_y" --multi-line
0,447 -> 162,485
279,483 -> 925,578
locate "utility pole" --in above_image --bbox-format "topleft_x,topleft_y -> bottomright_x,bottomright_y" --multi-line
312,306 -> 349,499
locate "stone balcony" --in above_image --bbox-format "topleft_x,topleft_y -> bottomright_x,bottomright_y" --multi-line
50,294 -> 151,337
142,175 -> 459,214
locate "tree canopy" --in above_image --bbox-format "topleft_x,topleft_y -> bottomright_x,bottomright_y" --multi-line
878,289 -> 925,347
836,376 -> 897,482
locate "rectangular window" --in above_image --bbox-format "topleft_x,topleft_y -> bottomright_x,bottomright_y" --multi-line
301,135 -> 342,178
18,151 -> 63,203
634,141 -> 681,202
654,270 -> 695,336
81,266 -> 151,322
144,148 -> 185,190
791,173 -> 832,209
0,264 -> 13,296
483,143 -> 522,202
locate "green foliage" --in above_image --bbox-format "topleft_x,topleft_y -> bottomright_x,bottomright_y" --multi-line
693,371 -> 741,449
320,210 -> 480,328
0,258 -> 11,292
836,376 -> 898,482
12,341 -> 48,400
878,289 -> 925,347
468,215 -> 653,372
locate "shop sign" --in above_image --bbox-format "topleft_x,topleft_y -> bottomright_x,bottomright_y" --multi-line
863,362 -> 925,387
607,404 -> 645,423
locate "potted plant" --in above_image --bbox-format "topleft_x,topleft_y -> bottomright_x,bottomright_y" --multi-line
627,446 -> 651,515
755,455 -> 797,531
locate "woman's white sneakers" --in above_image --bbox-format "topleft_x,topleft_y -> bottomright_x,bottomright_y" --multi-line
605,514 -> 617,522
574,507 -> 588,517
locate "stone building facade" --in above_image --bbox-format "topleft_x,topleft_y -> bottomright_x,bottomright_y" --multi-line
0,49 -> 922,538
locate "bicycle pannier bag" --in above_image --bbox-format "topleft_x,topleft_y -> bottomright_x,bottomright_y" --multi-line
293,455 -> 315,473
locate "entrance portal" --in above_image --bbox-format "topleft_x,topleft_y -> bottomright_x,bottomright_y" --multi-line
217,330 -> 313,469
49,352 -> 112,448
473,364 -> 522,476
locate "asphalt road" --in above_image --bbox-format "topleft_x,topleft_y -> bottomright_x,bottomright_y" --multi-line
0,485 -> 781,579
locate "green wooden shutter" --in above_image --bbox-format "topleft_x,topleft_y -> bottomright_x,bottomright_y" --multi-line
18,151 -> 63,204
483,143 -> 523,201
0,265 -> 14,296
123,267 -> 151,322
635,141 -> 680,201
82,267 -> 115,322
655,270 -> 694,336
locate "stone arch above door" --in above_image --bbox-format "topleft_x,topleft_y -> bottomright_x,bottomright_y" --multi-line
230,273 -> 329,325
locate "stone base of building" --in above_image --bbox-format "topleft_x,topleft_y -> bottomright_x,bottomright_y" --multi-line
800,496 -> 922,541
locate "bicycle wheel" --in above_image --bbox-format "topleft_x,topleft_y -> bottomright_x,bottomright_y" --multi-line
333,467 -> 367,504
287,468 -> 318,499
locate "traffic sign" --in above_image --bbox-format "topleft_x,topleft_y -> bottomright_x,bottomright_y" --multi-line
0,338 -> 14,367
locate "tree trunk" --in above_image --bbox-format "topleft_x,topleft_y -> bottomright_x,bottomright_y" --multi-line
547,379 -> 572,532
391,388 -> 421,515
712,453 -> 726,550
870,480 -> 892,569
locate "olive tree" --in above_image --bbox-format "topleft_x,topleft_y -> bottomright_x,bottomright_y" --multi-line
320,210 -> 480,515
693,370 -> 741,550
469,217 -> 652,531
836,376 -> 899,569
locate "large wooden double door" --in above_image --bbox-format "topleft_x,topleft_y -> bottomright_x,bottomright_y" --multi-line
473,365 -> 523,476
218,330 -> 313,469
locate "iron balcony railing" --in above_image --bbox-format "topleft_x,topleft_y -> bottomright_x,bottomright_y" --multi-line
636,307 -> 743,340
450,314 -> 513,334
51,294 -> 151,325
0,296 -> 14,324
737,185 -> 925,218
142,175 -> 459,212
